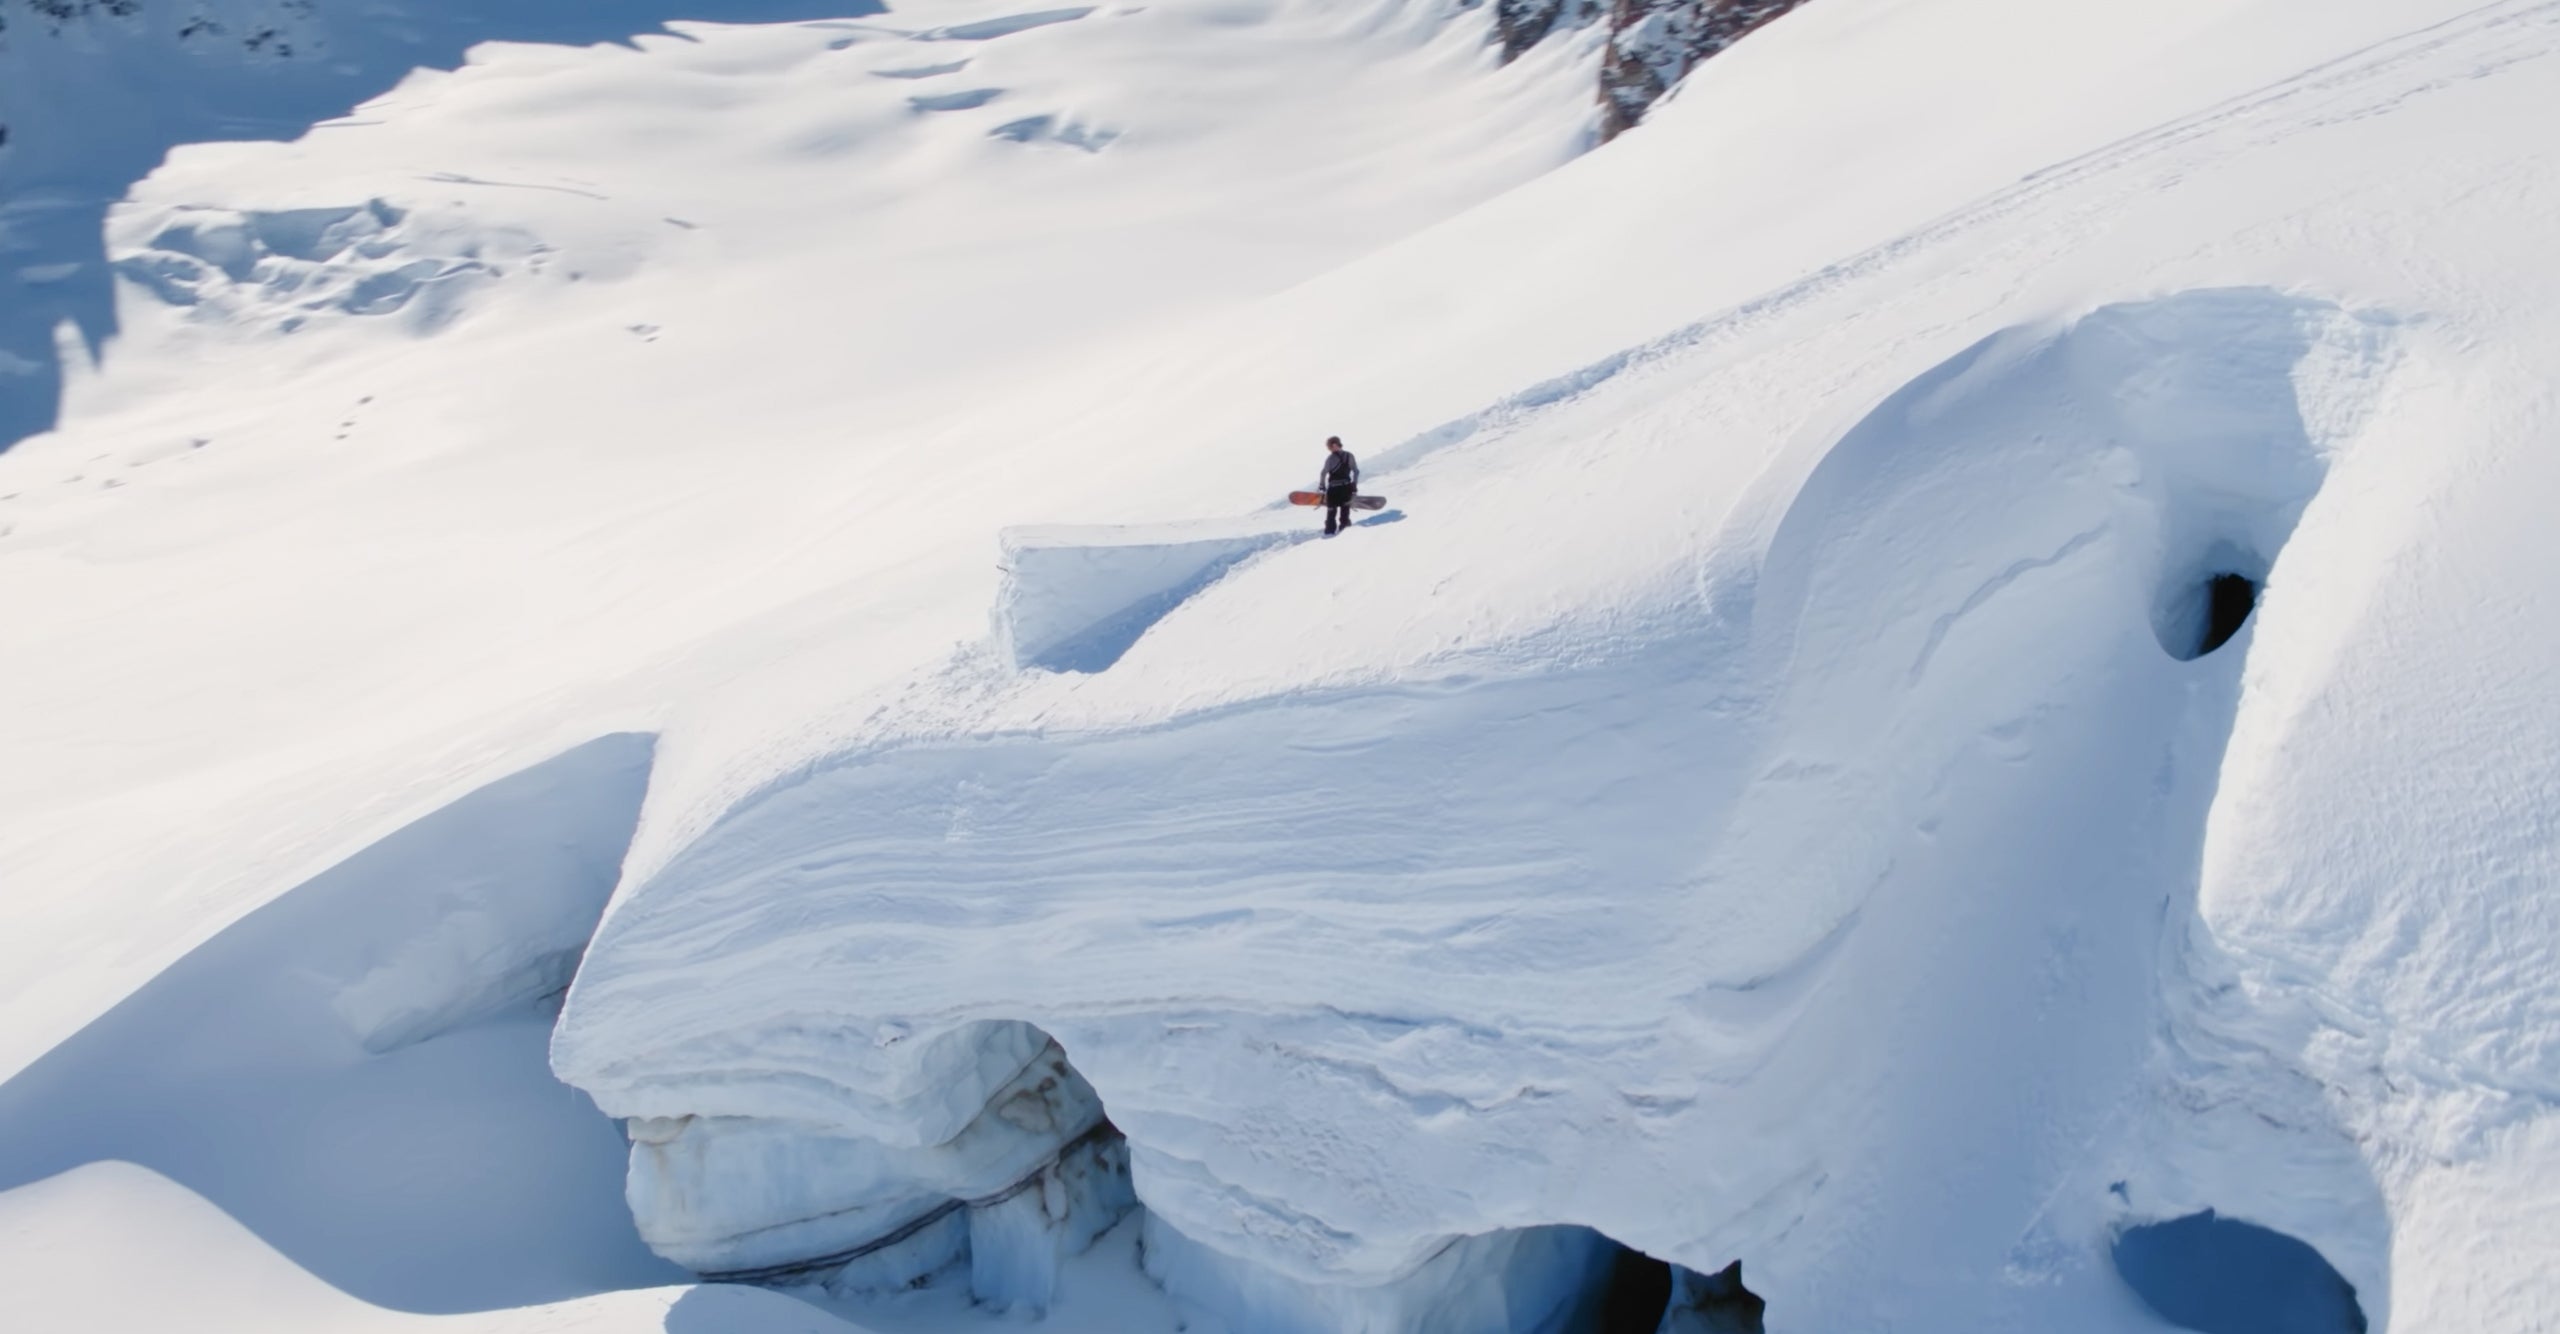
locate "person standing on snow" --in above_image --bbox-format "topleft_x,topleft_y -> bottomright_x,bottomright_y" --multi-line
1318,436 -> 1360,536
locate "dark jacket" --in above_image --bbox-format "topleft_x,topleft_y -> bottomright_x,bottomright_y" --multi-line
1320,450 -> 1359,490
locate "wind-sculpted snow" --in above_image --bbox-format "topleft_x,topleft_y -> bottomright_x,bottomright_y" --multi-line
109,198 -> 526,334
555,288 -> 2401,1331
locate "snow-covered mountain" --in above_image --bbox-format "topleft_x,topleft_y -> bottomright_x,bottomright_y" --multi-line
4,1 -> 2557,1333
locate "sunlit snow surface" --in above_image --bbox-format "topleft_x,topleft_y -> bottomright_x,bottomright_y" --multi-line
6,0 -> 2560,1330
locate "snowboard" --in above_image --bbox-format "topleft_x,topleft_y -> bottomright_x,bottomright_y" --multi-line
1288,491 -> 1387,511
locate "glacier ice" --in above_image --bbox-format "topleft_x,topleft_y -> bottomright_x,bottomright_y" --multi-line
1140,1213 -> 1624,1334
617,1033 -> 1113,1282
963,1128 -> 1138,1314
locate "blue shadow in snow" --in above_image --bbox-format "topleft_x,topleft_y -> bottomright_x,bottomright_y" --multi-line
909,87 -> 1005,112
0,733 -> 677,1313
0,0 -> 879,453
2113,1211 -> 2367,1334
663,1283 -> 871,1331
917,7 -> 1092,41
1028,547 -> 1271,673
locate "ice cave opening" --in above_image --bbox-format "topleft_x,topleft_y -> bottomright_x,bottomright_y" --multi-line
2156,548 -> 2265,661
2111,1210 -> 2367,1334
1597,1245 -> 1675,1331
605,1014 -> 1768,1333
1133,1208 -> 1761,1334
1615,1254 -> 1765,1334
2196,573 -> 2259,657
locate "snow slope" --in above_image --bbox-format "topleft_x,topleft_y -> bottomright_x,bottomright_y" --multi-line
0,1160 -> 859,1334
8,0 -> 2560,1330
0,0 -> 1599,1072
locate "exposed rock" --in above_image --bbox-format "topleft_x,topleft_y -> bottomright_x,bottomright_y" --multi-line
1497,0 -> 1811,140
1493,0 -> 1605,61
1601,0 -> 1807,139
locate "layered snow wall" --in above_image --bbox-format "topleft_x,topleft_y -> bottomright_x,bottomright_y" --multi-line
555,289 -> 2397,1333
621,1028 -> 1133,1312
995,518 -> 1310,672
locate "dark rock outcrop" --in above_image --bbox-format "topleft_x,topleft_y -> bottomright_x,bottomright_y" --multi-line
1494,0 -> 1604,60
1497,0 -> 1809,140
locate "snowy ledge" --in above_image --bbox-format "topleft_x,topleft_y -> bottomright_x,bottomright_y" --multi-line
553,288 -> 2398,1333
993,515 -> 1313,672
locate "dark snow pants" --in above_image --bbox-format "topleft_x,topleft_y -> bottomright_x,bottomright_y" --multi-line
1325,483 -> 1356,533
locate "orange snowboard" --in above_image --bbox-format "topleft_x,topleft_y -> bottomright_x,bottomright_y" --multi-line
1288,491 -> 1386,510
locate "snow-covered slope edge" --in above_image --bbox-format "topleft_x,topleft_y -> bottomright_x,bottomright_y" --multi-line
1,3 -> 1609,1329
552,1 -> 2560,1331
0,0 -> 1601,1082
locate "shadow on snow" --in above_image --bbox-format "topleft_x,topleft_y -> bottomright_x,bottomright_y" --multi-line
0,732 -> 672,1313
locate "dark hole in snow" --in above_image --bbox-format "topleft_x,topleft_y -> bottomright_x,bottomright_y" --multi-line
2158,569 -> 2261,660
2112,1211 -> 2366,1334
1597,1245 -> 1672,1332
2197,573 -> 2258,657
1592,1246 -> 1762,1334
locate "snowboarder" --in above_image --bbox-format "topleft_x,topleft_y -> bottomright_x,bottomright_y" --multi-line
1318,436 -> 1360,536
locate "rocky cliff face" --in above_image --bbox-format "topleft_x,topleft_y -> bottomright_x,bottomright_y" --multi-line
1496,0 -> 1808,138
